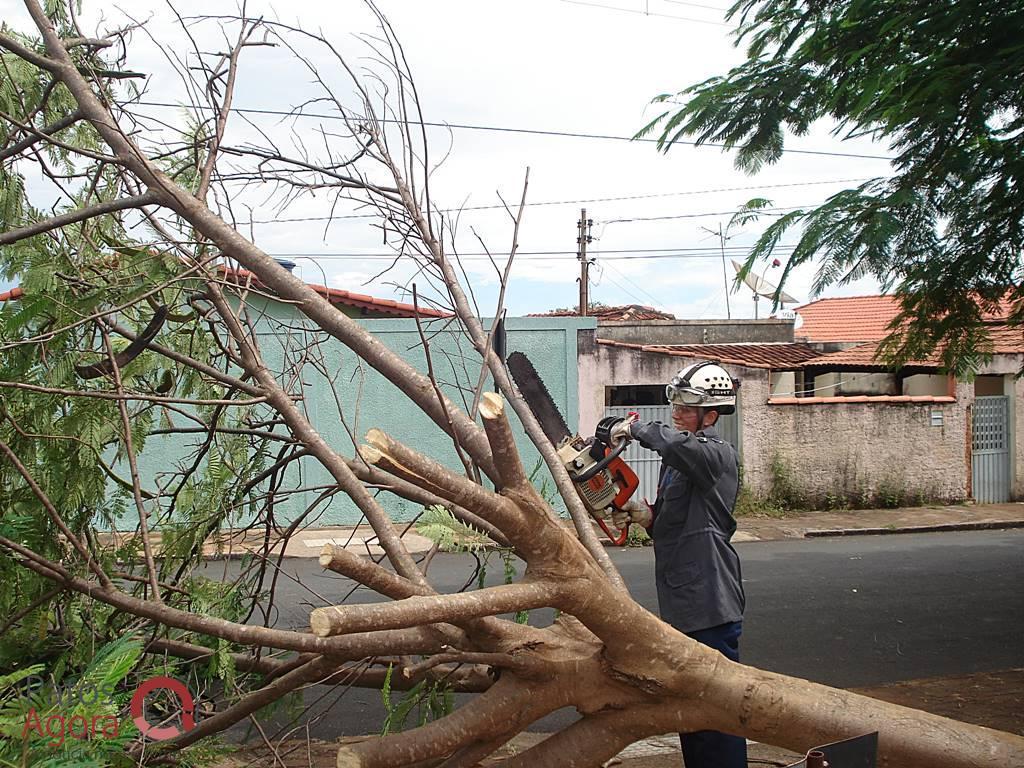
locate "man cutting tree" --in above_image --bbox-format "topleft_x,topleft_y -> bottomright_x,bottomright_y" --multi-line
610,361 -> 747,768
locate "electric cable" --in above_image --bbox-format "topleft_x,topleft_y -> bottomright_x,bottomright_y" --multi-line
560,0 -> 733,26
232,178 -> 871,225
264,245 -> 801,260
129,100 -> 894,161
770,372 -> 899,398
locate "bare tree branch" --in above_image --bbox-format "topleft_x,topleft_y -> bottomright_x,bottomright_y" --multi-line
0,191 -> 157,246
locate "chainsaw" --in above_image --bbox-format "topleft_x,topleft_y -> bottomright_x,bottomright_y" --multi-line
507,351 -> 640,545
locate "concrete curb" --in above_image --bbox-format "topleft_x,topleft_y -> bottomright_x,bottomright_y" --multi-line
803,519 -> 1024,538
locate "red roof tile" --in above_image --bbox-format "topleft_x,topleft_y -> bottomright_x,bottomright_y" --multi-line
802,342 -> 936,369
803,325 -> 1024,369
529,304 -> 675,321
220,267 -> 451,319
794,295 -> 901,342
596,339 -> 819,369
795,294 -> 1019,343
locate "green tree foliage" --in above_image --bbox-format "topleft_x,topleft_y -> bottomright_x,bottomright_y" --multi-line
640,0 -> 1024,373
0,13 -> 279,760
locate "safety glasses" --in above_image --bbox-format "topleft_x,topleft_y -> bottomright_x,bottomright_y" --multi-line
665,384 -> 710,406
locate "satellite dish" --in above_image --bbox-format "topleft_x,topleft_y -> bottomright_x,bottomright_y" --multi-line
732,260 -> 798,318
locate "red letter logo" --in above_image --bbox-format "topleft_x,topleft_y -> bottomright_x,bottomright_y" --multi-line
129,677 -> 195,740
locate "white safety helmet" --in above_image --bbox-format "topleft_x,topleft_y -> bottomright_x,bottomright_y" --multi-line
666,361 -> 736,415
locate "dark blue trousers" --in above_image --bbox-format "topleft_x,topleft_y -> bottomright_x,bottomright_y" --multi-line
680,621 -> 748,768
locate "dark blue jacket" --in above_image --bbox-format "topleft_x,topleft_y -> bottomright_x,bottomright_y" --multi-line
629,421 -> 745,633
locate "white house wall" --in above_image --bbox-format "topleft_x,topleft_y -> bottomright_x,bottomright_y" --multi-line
747,374 -> 971,504
579,335 -> 1024,505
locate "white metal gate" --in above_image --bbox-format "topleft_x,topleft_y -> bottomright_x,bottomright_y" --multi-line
972,395 -> 1010,503
605,405 -> 740,502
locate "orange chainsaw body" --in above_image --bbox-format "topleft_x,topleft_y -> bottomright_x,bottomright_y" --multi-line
558,438 -> 640,545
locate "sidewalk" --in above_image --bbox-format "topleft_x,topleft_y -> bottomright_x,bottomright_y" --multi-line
731,500 -> 1024,543
185,501 -> 1024,558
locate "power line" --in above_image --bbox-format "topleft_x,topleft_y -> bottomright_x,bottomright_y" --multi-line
130,100 -> 893,161
232,178 -> 869,225
662,0 -> 732,11
600,205 -> 804,224
560,0 -> 732,26
268,245 -> 800,261
599,258 -> 667,307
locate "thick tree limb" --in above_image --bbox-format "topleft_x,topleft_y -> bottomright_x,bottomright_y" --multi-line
0,28 -> 59,71
336,676 -> 563,768
310,581 -> 561,637
479,392 -> 529,491
348,460 -> 510,547
361,430 -> 523,535
500,710 -> 668,768
319,544 -> 428,601
693,663 -> 1024,768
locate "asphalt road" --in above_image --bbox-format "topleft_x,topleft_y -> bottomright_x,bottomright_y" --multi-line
219,529 -> 1024,739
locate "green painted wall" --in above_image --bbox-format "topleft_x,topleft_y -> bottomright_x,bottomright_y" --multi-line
122,305 -> 594,529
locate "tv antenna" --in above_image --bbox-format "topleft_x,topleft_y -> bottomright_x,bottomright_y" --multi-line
731,260 -> 798,318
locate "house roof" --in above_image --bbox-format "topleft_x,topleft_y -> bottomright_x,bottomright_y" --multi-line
596,339 -> 820,370
220,267 -> 451,319
312,284 -> 450,318
802,324 -> 1024,370
794,295 -> 902,343
0,275 -> 451,319
795,293 -> 1019,343
802,343 -> 938,371
529,304 -> 676,321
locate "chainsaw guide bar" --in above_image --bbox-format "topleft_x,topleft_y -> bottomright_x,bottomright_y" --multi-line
507,351 -> 572,445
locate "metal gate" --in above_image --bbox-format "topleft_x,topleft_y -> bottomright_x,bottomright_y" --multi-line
972,395 -> 1010,503
605,404 -> 740,502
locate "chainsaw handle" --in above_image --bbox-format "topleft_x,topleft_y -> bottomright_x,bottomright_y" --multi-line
574,438 -> 627,482
596,516 -> 629,546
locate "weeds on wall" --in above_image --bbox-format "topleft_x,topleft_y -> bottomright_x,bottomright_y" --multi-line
734,456 -> 951,516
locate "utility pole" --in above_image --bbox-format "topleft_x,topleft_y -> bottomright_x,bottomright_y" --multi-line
577,208 -> 592,316
700,222 -> 732,320
717,222 -> 732,320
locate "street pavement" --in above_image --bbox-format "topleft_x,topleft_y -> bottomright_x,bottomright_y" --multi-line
224,527 -> 1024,741
187,500 -> 1024,558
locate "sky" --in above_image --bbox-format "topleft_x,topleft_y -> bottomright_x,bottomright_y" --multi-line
2,0 -> 893,319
